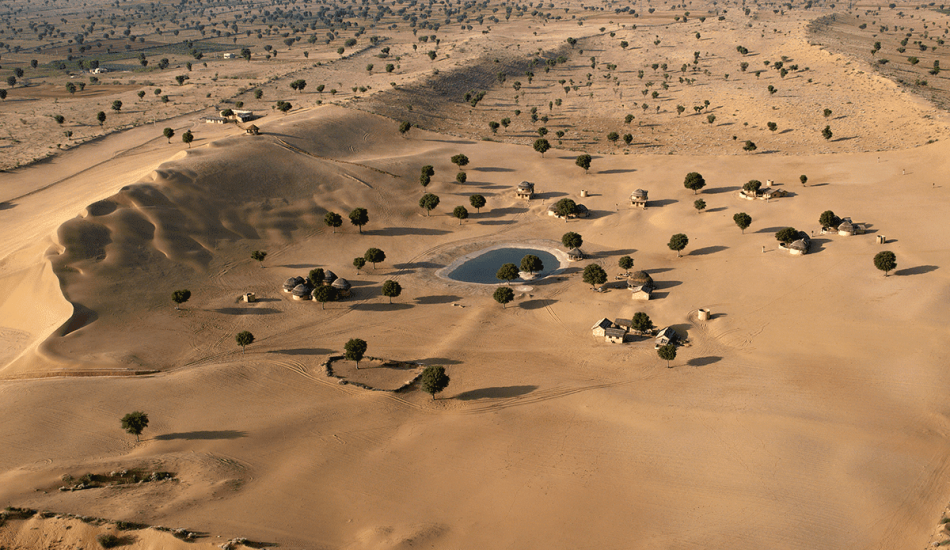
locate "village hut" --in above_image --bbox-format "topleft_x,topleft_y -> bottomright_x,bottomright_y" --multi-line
654,326 -> 678,349
243,292 -> 257,303
292,283 -> 313,300
837,217 -> 866,236
631,189 -> 649,209
331,277 -> 352,298
516,181 -> 535,200
627,270 -> 655,301
591,318 -> 613,338
788,233 -> 811,255
614,319 -> 633,330
567,248 -> 585,261
283,276 -> 305,292
245,124 -> 260,135
324,270 -> 338,285
761,188 -> 788,200
604,328 -> 626,344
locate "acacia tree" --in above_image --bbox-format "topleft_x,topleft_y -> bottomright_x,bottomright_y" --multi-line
733,212 -> 752,233
683,172 -> 706,194
172,289 -> 191,310
743,140 -> 757,152
800,175 -> 808,186
553,198 -> 577,220
308,268 -> 325,287
469,194 -> 486,213
235,331 -> 254,354
575,153 -> 592,173
743,180 -> 762,196
618,256 -> 634,272
182,131 -> 194,147
453,206 -> 468,225
420,365 -> 450,399
399,121 -> 412,136
163,127 -> 175,143
251,250 -> 267,267
694,199 -> 706,213
496,263 -> 519,285
631,312 -> 654,334
451,154 -> 469,170
349,207 -> 369,233
668,233 -> 689,257
344,338 -> 368,369
381,280 -> 402,303
456,172 -> 467,184
494,286 -> 515,308
97,111 -> 106,126
775,227 -> 799,245
312,285 -> 336,309
419,193 -> 440,216
561,232 -> 583,249
819,210 -> 839,229
582,264 -> 607,288
364,248 -> 386,269
874,250 -> 897,276
520,254 -> 544,275
353,257 -> 366,273
534,138 -> 551,157
324,212 -> 343,233
657,343 -> 677,368
121,412 -> 149,442
822,125 -> 833,140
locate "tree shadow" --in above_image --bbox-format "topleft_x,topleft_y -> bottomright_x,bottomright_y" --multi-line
519,299 -> 556,309
703,186 -> 737,194
426,138 -> 477,145
536,191 -> 568,200
755,226 -> 788,234
894,265 -> 938,276
155,430 -> 247,440
472,166 -> 515,172
646,267 -> 675,274
278,264 -> 317,269
591,248 -> 637,258
809,238 -> 831,254
652,279 -> 682,289
597,168 -> 637,174
687,356 -> 722,367
212,307 -> 280,315
690,245 -> 728,256
481,206 -> 528,218
350,302 -> 414,311
705,207 -> 726,213
479,220 -> 517,225
414,295 -> 461,304
268,348 -> 332,355
455,385 -> 537,400
0,201 -> 16,210
364,227 -> 450,236
411,357 -> 463,365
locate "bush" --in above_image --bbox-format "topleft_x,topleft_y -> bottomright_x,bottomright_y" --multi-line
97,534 -> 121,548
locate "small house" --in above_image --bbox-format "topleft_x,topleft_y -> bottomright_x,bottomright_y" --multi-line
331,278 -> 352,298
604,328 -> 626,344
232,110 -> 254,122
246,124 -> 260,136
760,188 -> 788,200
516,181 -> 535,200
222,53 -> 236,59
631,189 -> 649,208
627,271 -> 655,301
91,67 -> 109,74
201,116 -> 227,124
614,318 -> 633,330
567,248 -> 585,261
283,276 -> 305,292
292,283 -> 313,300
591,318 -> 613,338
654,326 -> 678,349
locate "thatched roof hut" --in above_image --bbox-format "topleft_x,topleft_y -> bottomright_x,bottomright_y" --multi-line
789,234 -> 811,255
574,204 -> 590,218
324,270 -> 338,285
246,124 -> 260,135
283,276 -> 305,292
292,283 -> 313,300
628,271 -> 654,287
331,277 -> 352,297
567,248 -> 585,261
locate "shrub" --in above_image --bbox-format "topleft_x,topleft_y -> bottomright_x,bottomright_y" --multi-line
97,534 -> 121,548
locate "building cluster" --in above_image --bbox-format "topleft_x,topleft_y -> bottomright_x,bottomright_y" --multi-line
282,271 -> 352,301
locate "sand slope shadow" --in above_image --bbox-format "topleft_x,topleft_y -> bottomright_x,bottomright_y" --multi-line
154,430 -> 247,440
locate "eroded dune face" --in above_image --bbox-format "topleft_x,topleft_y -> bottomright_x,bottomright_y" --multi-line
40,111 -> 416,373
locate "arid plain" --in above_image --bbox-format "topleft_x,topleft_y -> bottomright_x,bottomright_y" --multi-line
2,0 -> 950,548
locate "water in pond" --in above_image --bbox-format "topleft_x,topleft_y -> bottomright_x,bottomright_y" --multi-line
446,247 -> 560,284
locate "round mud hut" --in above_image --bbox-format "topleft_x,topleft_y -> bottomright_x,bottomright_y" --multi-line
292,283 -> 313,300
331,277 -> 352,298
283,276 -> 305,292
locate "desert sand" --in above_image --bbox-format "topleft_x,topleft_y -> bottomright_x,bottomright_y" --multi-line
2,0 -> 950,548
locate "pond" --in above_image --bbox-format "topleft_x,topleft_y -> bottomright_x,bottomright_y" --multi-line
443,246 -> 563,284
